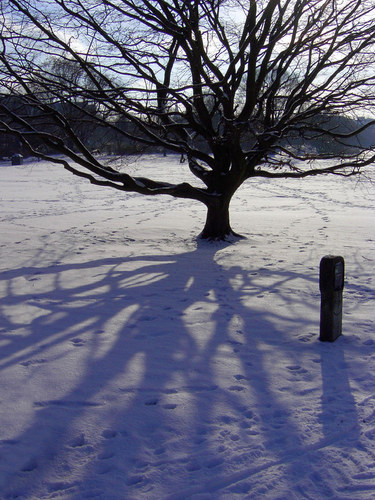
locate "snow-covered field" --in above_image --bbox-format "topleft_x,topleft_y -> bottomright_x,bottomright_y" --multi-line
0,155 -> 374,499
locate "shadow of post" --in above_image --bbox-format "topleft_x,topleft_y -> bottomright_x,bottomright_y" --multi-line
319,339 -> 360,443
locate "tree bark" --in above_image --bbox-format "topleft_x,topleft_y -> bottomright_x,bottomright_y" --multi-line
199,197 -> 242,241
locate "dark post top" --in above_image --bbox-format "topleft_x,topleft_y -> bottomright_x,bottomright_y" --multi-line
319,255 -> 345,292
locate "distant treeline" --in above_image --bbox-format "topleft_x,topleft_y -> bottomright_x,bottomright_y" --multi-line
1,95 -> 374,159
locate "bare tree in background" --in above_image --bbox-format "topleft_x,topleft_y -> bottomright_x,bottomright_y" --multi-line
1,0 -> 375,240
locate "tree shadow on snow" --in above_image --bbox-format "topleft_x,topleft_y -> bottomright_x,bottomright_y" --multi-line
0,240 -> 361,498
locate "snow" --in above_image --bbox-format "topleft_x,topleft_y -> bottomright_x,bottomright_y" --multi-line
0,154 -> 374,499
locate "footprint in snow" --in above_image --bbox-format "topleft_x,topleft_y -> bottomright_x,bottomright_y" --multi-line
363,339 -> 374,346
297,333 -> 314,342
364,428 -> 375,441
98,450 -> 114,460
229,385 -> 246,391
20,358 -> 47,367
34,400 -> 102,408
154,447 -> 166,455
1,439 -> 19,445
186,461 -> 201,472
162,404 -> 177,410
101,429 -> 117,439
184,385 -> 218,392
20,457 -> 38,472
69,433 -> 85,448
144,398 -> 159,406
95,463 -> 113,475
220,415 -> 238,424
205,457 -> 223,469
70,338 -> 85,347
243,410 -> 254,419
286,365 -> 307,373
126,475 -> 144,486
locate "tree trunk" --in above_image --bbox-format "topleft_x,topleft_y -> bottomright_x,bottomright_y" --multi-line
199,197 -> 242,241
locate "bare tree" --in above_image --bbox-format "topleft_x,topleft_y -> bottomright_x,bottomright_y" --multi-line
1,0 -> 375,240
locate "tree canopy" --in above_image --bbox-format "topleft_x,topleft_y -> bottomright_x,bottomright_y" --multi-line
1,0 -> 375,239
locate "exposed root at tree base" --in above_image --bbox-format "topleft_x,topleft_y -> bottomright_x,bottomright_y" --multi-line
198,230 -> 246,243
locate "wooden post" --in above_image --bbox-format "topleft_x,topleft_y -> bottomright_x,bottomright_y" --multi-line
319,256 -> 345,342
